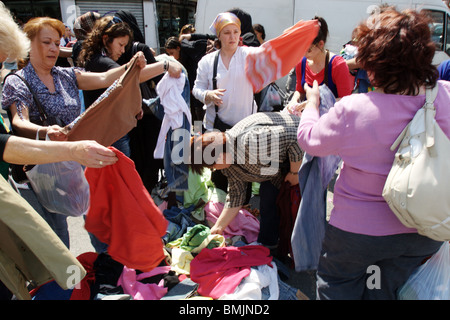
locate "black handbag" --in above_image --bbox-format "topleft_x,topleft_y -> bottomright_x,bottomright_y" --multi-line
212,51 -> 232,131
3,72 -> 65,183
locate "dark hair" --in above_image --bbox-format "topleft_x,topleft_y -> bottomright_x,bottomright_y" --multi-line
353,8 -> 437,95
189,132 -> 227,175
228,8 -> 254,35
115,10 -> 145,44
253,23 -> 265,40
312,16 -> 328,44
180,24 -> 196,35
164,36 -> 181,50
77,16 -> 132,67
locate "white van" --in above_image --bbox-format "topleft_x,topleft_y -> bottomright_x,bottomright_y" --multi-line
195,0 -> 450,65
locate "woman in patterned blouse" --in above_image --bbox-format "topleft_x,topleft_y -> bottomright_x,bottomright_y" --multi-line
0,17 -> 150,248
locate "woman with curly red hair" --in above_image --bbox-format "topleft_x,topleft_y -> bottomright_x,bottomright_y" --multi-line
297,8 -> 450,299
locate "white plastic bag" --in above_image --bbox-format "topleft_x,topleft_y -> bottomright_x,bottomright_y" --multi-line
398,241 -> 450,300
26,160 -> 90,217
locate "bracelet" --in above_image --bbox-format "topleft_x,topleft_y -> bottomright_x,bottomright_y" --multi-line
163,60 -> 169,71
124,63 -> 128,71
289,171 -> 297,175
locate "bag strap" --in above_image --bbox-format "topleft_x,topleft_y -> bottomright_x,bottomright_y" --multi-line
390,85 -> 439,152
424,85 -> 439,155
323,50 -> 330,87
213,50 -> 220,114
3,72 -> 50,125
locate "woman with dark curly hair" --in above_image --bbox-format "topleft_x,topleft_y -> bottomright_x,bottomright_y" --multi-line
297,8 -> 450,299
78,16 -> 182,156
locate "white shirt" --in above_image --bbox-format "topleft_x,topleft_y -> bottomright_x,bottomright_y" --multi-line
193,46 -> 257,130
154,72 -> 191,159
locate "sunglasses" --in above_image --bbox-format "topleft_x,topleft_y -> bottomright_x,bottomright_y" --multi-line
106,16 -> 123,30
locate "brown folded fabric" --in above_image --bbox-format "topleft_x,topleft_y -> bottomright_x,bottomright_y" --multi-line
63,55 -> 142,147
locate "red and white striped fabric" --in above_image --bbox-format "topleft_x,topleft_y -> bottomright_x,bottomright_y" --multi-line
245,19 -> 320,92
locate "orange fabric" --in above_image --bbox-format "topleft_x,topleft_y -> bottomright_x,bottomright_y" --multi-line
245,20 -> 319,92
84,148 -> 168,271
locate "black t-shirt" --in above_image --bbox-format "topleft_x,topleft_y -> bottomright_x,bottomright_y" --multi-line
83,54 -> 120,108
180,38 -> 208,90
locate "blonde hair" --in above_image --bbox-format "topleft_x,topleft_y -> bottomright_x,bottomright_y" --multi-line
0,2 -> 30,60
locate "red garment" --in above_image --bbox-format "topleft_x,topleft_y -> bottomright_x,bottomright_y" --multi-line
190,245 -> 273,299
84,148 -> 168,271
276,181 -> 301,258
70,252 -> 98,300
245,20 -> 319,92
295,55 -> 353,98
29,252 -> 98,300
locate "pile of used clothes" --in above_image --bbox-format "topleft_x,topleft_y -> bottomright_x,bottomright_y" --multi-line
30,168 -> 303,300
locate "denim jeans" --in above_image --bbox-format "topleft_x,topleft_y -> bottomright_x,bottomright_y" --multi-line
162,205 -> 197,243
261,277 -> 298,300
291,85 -> 340,272
316,224 -> 443,300
29,184 -> 70,248
161,115 -> 190,198
112,134 -> 131,158
160,76 -> 191,198
291,153 -> 340,271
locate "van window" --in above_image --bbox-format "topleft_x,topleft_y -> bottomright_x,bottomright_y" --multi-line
424,10 -> 449,54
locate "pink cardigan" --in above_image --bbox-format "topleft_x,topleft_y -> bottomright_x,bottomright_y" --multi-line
297,80 -> 450,236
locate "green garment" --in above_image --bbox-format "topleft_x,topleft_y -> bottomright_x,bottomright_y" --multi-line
183,169 -> 227,221
180,224 -> 211,251
167,224 -> 224,252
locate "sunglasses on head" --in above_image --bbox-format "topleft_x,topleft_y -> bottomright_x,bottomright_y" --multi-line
106,16 -> 122,29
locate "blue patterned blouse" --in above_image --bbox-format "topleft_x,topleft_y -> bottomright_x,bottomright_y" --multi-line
1,62 -> 83,126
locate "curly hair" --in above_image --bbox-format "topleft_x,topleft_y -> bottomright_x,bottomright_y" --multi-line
353,8 -> 438,95
77,16 -> 132,67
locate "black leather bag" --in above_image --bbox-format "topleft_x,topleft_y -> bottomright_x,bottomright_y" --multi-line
211,51 -> 232,132
213,105 -> 232,131
3,72 -> 65,184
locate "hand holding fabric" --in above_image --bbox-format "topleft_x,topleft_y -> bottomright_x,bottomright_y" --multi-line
69,140 -> 118,168
46,125 -> 68,141
167,60 -> 183,78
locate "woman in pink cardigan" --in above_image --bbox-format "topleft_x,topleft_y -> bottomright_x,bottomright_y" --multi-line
297,8 -> 450,299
